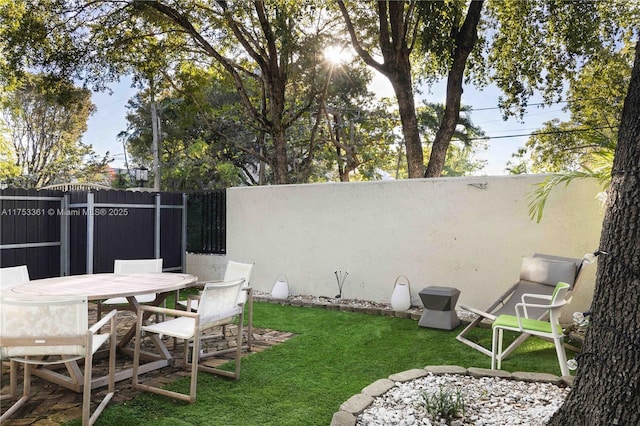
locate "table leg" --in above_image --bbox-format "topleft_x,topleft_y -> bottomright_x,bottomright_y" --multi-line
117,294 -> 172,361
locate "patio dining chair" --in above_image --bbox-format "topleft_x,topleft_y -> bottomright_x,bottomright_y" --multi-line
0,265 -> 30,402
492,281 -> 572,376
178,260 -> 255,351
0,296 -> 117,426
456,253 -> 584,359
132,278 -> 245,403
0,265 -> 30,288
97,258 -> 163,319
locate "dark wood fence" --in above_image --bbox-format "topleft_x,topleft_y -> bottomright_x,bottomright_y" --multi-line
0,188 -> 65,279
1,188 -> 187,279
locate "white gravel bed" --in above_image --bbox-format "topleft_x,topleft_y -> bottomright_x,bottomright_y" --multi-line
357,373 -> 570,426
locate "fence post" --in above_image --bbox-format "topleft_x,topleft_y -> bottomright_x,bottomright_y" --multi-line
86,192 -> 94,274
61,194 -> 69,276
155,193 -> 161,261
182,193 -> 187,273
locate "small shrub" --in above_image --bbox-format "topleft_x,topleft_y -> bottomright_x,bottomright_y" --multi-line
421,384 -> 466,424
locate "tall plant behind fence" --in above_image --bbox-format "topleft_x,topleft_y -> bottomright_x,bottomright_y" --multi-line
187,190 -> 226,254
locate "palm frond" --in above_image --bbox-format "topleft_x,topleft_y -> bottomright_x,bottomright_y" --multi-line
528,151 -> 612,223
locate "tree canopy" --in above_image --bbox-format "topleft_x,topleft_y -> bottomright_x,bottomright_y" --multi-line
512,46 -> 634,222
1,0 -> 638,187
0,73 -> 110,187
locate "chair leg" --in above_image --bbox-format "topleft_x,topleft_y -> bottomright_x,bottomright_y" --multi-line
247,293 -> 253,352
491,328 -> 499,370
82,354 -> 92,426
189,333 -> 200,403
491,328 -> 505,370
554,337 -> 570,377
183,332 -> 190,369
193,315 -> 243,380
497,329 -> 504,370
10,360 -> 17,398
86,316 -> 116,426
0,363 -> 31,423
132,313 -> 143,389
233,311 -> 244,379
0,360 -> 18,401
133,326 -> 194,403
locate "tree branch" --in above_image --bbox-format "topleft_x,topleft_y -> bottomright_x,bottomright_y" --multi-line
217,1 -> 269,70
135,0 -> 268,129
388,1 -> 405,56
335,1 -> 384,73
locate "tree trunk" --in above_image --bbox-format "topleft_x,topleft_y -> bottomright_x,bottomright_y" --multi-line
265,51 -> 289,185
272,128 -> 288,185
334,114 -> 348,182
390,70 -> 424,179
336,0 -> 424,179
425,0 -> 483,178
548,40 -> 640,426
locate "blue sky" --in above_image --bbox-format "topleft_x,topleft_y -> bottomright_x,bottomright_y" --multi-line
81,77 -> 138,170
82,73 -> 568,176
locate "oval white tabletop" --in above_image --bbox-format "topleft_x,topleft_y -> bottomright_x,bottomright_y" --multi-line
7,272 -> 198,300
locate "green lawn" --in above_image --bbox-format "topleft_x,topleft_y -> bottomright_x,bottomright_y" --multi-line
90,302 -> 572,426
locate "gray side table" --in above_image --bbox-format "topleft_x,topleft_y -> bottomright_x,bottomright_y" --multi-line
418,286 -> 461,330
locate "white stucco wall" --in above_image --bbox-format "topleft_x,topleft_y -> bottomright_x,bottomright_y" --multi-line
222,175 -> 604,317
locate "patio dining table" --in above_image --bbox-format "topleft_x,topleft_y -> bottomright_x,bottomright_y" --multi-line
5,272 -> 198,392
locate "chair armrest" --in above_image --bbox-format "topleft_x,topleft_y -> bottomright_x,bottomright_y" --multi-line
520,294 -> 552,316
521,293 -> 552,304
193,279 -> 223,288
137,304 -> 199,319
90,309 -> 117,333
516,301 -> 567,310
186,294 -> 201,311
242,286 -> 253,302
235,287 -> 253,309
515,300 -> 567,319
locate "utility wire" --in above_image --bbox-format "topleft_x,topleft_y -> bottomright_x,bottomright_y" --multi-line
460,125 -> 618,143
465,96 -> 607,112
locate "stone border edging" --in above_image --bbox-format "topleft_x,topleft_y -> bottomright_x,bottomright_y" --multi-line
254,295 -> 426,321
330,366 -> 575,426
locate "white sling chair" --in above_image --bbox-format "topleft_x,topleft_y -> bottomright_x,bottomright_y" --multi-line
97,258 -> 163,319
178,261 -> 255,351
0,296 -> 117,426
0,265 -> 30,402
132,279 -> 245,403
0,265 -> 30,288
